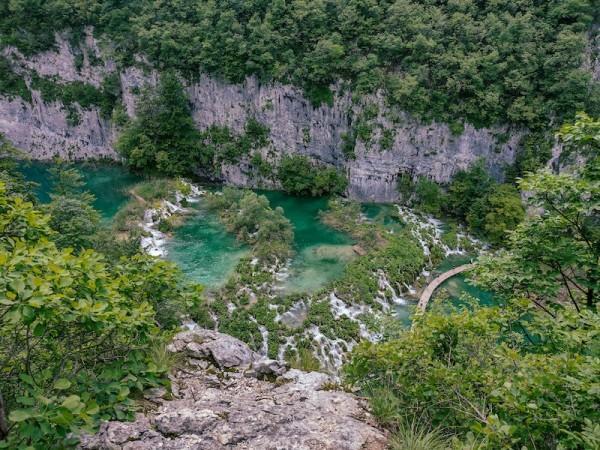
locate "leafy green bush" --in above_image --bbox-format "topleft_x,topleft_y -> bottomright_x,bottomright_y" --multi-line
466,184 -> 524,245
346,302 -> 600,449
0,183 -> 190,448
0,164 -> 203,447
414,177 -> 444,215
30,72 -> 121,121
277,155 -> 347,197
445,162 -> 494,220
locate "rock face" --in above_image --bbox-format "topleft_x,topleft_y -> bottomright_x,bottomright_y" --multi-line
79,329 -> 387,450
0,32 -> 522,201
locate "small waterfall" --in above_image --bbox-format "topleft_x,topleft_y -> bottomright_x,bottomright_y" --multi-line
139,180 -> 204,257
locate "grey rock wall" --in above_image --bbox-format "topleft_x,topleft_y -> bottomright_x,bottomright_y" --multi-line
0,32 -> 521,201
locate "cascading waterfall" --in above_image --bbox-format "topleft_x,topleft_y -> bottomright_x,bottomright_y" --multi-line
139,181 -> 204,257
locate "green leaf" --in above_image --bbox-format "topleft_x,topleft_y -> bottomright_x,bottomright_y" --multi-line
52,407 -> 74,426
61,395 -> 82,411
85,401 -> 100,415
54,379 -> 71,390
33,322 -> 46,336
9,409 -> 33,422
19,373 -> 35,386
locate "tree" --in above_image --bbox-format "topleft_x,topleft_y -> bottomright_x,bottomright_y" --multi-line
0,176 -> 203,447
474,115 -> 599,311
346,300 -> 600,449
44,164 -> 100,251
277,155 -> 347,197
0,134 -> 37,202
445,161 -> 493,220
414,177 -> 444,215
116,71 -> 201,175
467,184 -> 524,245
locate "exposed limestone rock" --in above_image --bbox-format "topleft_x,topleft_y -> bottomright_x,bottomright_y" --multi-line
80,329 -> 387,450
0,92 -> 116,160
168,329 -> 259,369
1,32 -> 524,201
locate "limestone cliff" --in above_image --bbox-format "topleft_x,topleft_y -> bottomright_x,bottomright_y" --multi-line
0,32 -> 521,201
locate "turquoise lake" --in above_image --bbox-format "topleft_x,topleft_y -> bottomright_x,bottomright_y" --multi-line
20,162 -> 493,302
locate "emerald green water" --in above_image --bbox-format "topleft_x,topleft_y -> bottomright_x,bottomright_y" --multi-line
164,205 -> 249,288
18,163 -> 493,302
19,161 -> 142,219
253,191 -> 355,293
433,254 -> 495,307
168,191 -> 355,292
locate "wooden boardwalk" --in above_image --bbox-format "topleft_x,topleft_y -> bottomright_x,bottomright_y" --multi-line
417,264 -> 474,312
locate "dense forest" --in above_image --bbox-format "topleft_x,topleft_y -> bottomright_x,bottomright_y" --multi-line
0,1 -> 599,448
0,114 -> 598,449
1,0 -> 598,129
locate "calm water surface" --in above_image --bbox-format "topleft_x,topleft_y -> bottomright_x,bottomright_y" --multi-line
20,163 -> 494,303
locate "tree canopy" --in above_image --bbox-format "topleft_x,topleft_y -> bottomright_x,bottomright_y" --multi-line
1,0 -> 598,128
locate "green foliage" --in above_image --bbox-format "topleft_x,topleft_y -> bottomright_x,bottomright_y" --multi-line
0,57 -> 31,102
475,115 -> 598,310
341,132 -> 357,160
5,0 -> 595,127
205,188 -> 294,263
46,195 -> 100,250
333,230 -> 425,309
347,122 -> 599,447
278,155 -> 347,197
414,177 -> 444,215
445,162 -> 494,220
43,164 -> 100,251
505,132 -> 554,182
199,118 -> 270,169
0,136 -> 37,202
250,153 -> 274,179
346,302 -> 600,449
557,111 -> 600,164
0,183 -> 175,448
379,129 -> 395,151
116,71 -> 201,176
466,184 -> 524,245
30,72 -> 121,121
287,348 -> 322,372
389,418 -> 449,450
117,72 -> 270,176
475,167 -> 599,311
0,163 -> 204,447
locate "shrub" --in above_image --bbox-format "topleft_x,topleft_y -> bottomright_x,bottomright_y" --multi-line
345,302 -> 600,449
277,155 -> 347,197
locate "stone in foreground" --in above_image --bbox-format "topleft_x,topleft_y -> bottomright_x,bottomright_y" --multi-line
80,329 -> 387,450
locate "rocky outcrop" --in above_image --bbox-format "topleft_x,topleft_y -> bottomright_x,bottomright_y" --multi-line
1,32 -> 521,201
79,329 -> 387,450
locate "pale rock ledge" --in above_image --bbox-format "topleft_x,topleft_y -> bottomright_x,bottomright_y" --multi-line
79,329 -> 387,450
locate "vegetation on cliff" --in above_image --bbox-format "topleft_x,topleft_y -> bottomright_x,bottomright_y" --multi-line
346,115 -> 600,449
1,0 -> 598,129
277,155 -> 348,197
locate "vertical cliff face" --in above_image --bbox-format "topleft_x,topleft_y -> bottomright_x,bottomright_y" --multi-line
0,33 -> 520,201
0,92 -> 116,160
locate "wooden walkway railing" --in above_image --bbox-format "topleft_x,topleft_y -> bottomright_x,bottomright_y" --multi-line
417,264 -> 474,312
